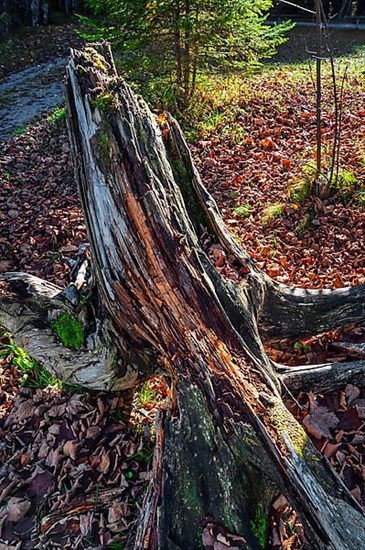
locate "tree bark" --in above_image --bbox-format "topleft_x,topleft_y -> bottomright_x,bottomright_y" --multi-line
0,0 -> 49,34
2,43 -> 365,549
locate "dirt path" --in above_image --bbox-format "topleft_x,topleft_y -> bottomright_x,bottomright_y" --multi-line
0,57 -> 67,141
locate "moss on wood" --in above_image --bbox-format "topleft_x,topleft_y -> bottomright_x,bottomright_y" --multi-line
250,505 -> 268,549
50,312 -> 84,350
270,399 -> 307,458
92,91 -> 117,113
97,131 -> 112,168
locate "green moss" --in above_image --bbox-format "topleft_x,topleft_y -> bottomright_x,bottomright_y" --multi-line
182,476 -> 204,517
169,155 -> 208,230
97,132 -> 111,167
92,91 -> 117,113
270,400 -> 307,458
250,505 -> 267,549
51,312 -> 84,350
261,203 -> 285,225
84,46 -> 108,72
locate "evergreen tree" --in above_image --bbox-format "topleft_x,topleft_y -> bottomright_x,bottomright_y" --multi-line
83,0 -> 293,108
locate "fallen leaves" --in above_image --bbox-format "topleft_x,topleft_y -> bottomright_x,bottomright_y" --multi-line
0,118 -> 86,288
0,24 -> 364,550
4,498 -> 31,523
0,351 -> 169,549
201,520 -> 247,549
302,406 -> 339,439
286,382 -> 365,509
192,59 -> 365,291
0,22 -> 85,80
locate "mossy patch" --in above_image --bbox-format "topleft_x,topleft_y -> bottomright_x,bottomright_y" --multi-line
84,46 -> 108,72
250,505 -> 267,549
270,400 -> 307,458
92,91 -> 117,113
288,178 -> 311,203
51,312 -> 84,350
97,131 -> 111,167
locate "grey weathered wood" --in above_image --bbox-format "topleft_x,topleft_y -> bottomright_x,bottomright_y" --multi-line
2,42 -> 365,549
259,281 -> 365,341
332,341 -> 365,358
279,359 -> 365,393
0,272 -> 148,390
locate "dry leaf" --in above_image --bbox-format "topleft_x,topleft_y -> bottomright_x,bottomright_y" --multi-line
302,407 -> 339,439
6,497 -> 31,523
97,452 -> 111,474
63,440 -> 79,460
345,385 -> 360,406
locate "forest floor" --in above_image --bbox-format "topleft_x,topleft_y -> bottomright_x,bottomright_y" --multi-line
0,22 -> 365,550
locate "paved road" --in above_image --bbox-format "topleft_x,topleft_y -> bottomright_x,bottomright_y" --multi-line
0,58 -> 67,141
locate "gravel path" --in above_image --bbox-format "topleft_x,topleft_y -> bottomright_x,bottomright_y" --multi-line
0,57 -> 67,141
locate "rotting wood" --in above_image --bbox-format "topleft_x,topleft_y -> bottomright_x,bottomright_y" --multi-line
2,43 -> 365,549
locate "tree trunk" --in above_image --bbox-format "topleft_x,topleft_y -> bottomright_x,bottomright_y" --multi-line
0,0 -> 49,34
2,43 -> 365,549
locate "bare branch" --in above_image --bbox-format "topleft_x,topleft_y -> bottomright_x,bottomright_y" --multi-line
279,359 -> 365,393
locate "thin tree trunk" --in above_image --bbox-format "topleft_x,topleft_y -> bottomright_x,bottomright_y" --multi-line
314,0 -> 323,195
173,2 -> 183,103
2,43 -> 365,549
183,0 -> 191,105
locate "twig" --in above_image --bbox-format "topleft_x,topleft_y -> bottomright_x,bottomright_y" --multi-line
320,3 -> 338,194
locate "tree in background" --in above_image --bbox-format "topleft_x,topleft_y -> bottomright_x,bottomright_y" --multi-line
82,0 -> 293,109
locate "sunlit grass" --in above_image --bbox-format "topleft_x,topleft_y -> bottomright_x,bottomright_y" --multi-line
183,47 -> 365,138
0,329 -> 60,389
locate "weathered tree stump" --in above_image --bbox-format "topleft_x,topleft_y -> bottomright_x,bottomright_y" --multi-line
2,43 -> 365,549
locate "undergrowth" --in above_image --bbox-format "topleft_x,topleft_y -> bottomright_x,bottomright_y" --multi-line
0,329 -> 59,389
48,106 -> 67,125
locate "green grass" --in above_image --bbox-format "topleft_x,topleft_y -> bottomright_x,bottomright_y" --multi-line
136,382 -> 158,408
0,328 -> 97,393
48,106 -> 67,125
261,203 -> 285,225
128,445 -> 154,465
296,210 -> 315,236
288,178 -> 311,204
331,169 -> 358,199
232,203 -> 251,219
107,542 -> 124,550
12,124 -> 28,136
180,45 -> 365,143
357,191 -> 365,207
0,330 -> 59,389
